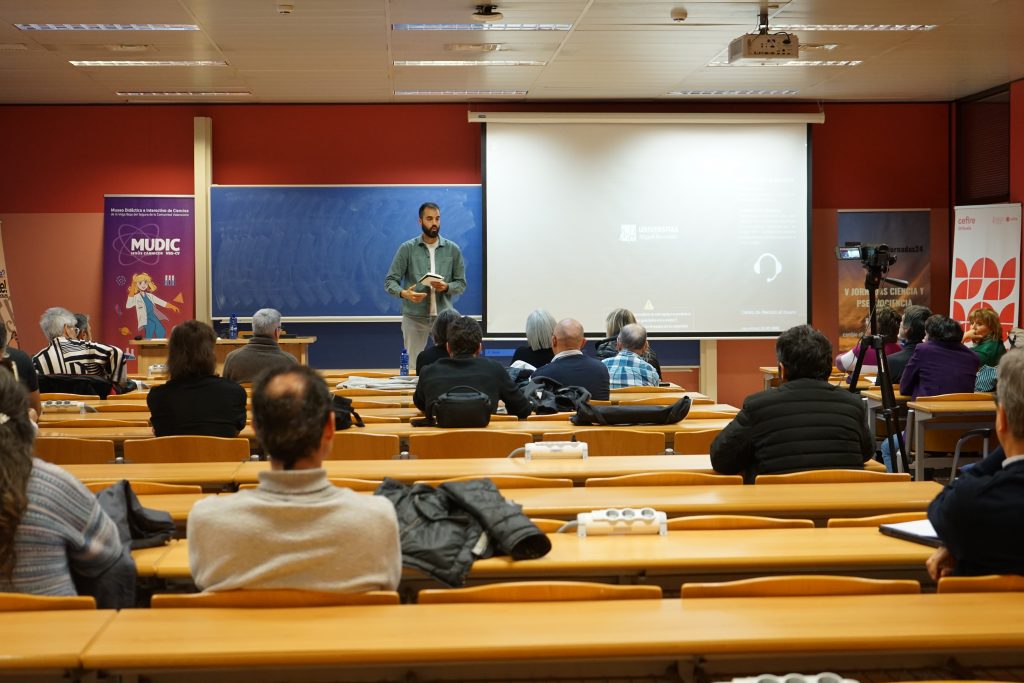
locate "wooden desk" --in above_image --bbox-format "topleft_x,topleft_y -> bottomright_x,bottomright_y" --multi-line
38,424 -> 259,445
502,481 -> 942,521
0,609 -> 115,673
80,593 -> 1024,680
138,527 -> 933,585
135,337 -> 316,375
906,400 -> 996,480
137,493 -> 216,522
63,462 -> 246,490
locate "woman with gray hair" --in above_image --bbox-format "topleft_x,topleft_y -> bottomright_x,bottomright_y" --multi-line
512,309 -> 557,369
415,308 -> 460,375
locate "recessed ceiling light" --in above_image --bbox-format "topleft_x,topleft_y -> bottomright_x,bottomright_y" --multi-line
70,59 -> 227,67
446,43 -> 502,52
395,90 -> 526,96
17,23 -> 199,31
392,23 -> 571,31
117,91 -> 251,97
774,24 -> 936,31
394,59 -> 544,67
668,89 -> 799,96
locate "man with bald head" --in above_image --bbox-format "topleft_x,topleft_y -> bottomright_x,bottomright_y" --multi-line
532,318 -> 610,400
187,365 -> 401,593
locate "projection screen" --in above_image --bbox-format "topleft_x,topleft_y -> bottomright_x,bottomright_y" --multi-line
482,115 -> 812,337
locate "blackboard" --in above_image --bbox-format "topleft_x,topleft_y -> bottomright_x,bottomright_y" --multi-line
210,185 -> 482,318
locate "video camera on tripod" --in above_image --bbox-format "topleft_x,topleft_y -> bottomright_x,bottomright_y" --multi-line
835,241 -> 909,474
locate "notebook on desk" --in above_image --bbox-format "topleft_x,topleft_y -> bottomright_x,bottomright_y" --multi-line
879,519 -> 941,548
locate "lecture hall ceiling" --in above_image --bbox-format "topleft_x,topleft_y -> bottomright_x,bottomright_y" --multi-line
0,0 -> 1021,104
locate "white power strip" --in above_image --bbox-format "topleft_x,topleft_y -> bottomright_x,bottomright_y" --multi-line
577,508 -> 667,536
42,400 -> 86,413
720,674 -> 857,683
524,441 -> 588,460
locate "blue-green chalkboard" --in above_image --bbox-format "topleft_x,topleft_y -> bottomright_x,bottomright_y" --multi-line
210,185 -> 482,318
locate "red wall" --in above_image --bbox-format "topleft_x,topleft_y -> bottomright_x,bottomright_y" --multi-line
1011,80 -> 1024,325
0,102 -> 953,402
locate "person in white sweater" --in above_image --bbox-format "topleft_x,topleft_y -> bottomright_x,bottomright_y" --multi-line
187,365 -> 401,593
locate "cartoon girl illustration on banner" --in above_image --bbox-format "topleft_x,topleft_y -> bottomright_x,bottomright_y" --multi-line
126,272 -> 179,338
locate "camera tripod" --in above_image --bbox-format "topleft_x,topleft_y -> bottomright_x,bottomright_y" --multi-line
846,266 -> 910,475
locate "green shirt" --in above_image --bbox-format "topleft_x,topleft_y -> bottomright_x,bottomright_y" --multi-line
384,235 -> 466,319
972,338 -> 1006,368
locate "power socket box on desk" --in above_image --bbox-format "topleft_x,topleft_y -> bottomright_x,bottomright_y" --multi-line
525,441 -> 588,459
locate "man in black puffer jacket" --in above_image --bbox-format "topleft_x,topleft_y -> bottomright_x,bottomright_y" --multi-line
711,325 -> 874,483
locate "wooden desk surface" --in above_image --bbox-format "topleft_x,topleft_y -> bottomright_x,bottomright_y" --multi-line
38,425 -> 258,444
502,481 -> 942,521
63,461 -> 246,487
81,593 -> 1024,671
0,609 -> 115,670
138,526 -> 932,582
907,400 -> 997,416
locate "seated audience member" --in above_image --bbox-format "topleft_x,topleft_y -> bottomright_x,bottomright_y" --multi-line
926,349 -> 1024,578
532,318 -> 610,400
900,314 -> 979,400
0,371 -> 129,597
594,308 -> 661,376
962,307 -> 1006,368
711,325 -> 873,483
188,365 -> 401,592
415,308 -> 460,375
147,320 -> 247,437
222,308 -> 297,383
511,309 -> 557,368
0,325 -> 40,417
885,304 -> 932,383
33,307 -> 127,387
834,305 -> 902,375
73,313 -> 91,342
414,316 -> 533,418
602,324 -> 660,389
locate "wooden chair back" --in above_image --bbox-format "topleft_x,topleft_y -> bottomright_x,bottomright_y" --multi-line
685,409 -> 739,420
123,436 -> 251,463
585,472 -> 742,487
681,575 -> 920,598
335,388 -> 409,397
84,481 -> 202,494
611,385 -> 677,394
937,575 -> 1024,593
414,475 -> 573,489
349,400 -> 402,409
916,392 -> 994,402
407,431 -> 532,459
239,478 -> 382,492
43,418 -> 145,428
525,413 -> 574,422
621,395 -> 713,406
666,515 -> 815,530
569,429 -> 665,456
673,429 -> 722,455
329,432 -> 401,460
33,437 -> 116,465
151,590 -> 401,608
0,593 -> 96,611
41,392 -> 94,401
94,402 -> 151,412
530,518 -> 569,533
826,511 -> 928,528
754,470 -> 911,484
417,581 -> 663,604
358,415 -> 401,424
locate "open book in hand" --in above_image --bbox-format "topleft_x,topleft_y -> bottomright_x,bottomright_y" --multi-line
418,272 -> 445,287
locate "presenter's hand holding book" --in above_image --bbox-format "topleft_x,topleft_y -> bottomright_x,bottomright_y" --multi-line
419,272 -> 448,292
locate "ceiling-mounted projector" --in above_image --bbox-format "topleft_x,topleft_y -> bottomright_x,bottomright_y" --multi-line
728,32 -> 799,64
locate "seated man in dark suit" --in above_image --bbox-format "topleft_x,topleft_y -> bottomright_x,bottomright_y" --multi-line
884,304 -> 931,383
413,316 -> 533,419
532,318 -> 610,400
711,325 -> 874,483
926,349 -> 1024,579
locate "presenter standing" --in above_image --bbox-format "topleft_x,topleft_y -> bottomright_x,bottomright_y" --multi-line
385,202 -> 466,357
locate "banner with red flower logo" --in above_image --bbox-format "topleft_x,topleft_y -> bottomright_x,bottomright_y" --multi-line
950,203 -> 1021,334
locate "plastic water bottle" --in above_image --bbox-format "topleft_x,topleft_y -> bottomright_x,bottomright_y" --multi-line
228,313 -> 238,340
399,348 -> 409,376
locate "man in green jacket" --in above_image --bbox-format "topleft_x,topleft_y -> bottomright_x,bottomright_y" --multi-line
384,202 -> 467,357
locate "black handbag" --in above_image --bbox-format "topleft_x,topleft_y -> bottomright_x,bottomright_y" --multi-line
427,385 -> 492,428
333,394 -> 365,430
571,395 -> 691,426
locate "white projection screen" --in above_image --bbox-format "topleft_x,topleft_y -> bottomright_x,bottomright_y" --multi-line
482,117 -> 811,337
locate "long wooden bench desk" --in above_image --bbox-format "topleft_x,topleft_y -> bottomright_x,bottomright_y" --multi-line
134,526 -> 933,586
63,461 -> 248,490
80,593 -> 1024,681
0,609 -> 116,677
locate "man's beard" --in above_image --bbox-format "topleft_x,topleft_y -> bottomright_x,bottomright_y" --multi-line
421,226 -> 439,239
